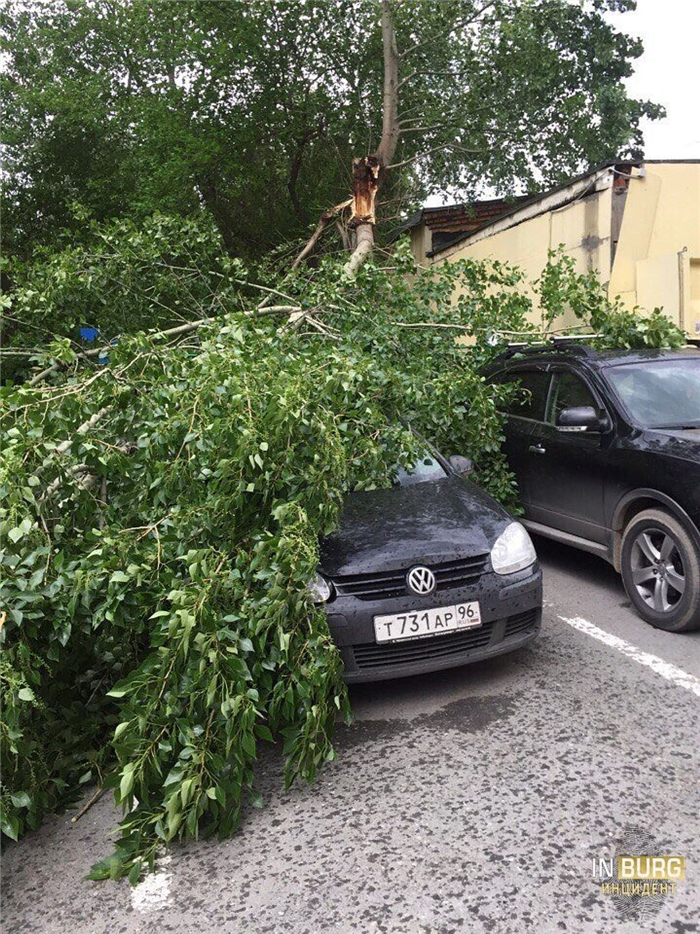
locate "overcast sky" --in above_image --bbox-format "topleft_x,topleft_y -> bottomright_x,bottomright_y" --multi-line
606,0 -> 700,159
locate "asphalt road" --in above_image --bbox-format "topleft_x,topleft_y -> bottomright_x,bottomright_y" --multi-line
3,538 -> 700,934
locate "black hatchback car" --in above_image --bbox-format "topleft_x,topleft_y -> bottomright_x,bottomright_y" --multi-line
309,450 -> 542,682
483,344 -> 700,633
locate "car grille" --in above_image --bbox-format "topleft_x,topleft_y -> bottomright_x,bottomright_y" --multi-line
503,609 -> 539,638
352,623 -> 495,670
350,609 -> 539,672
332,554 -> 489,601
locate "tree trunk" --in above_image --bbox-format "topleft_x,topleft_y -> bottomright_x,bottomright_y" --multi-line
344,0 -> 400,277
197,173 -> 237,254
293,0 -> 400,277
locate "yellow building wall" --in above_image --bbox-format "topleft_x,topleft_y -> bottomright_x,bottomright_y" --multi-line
690,258 -> 700,333
428,162 -> 700,338
609,163 -> 700,337
410,225 -> 432,267
437,185 -> 613,331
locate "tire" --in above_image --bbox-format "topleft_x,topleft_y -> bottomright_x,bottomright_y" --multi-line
620,508 -> 700,633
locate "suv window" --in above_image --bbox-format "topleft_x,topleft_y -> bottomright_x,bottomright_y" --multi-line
500,370 -> 550,421
548,371 -> 598,425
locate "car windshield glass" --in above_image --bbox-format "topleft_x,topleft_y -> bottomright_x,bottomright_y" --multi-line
606,359 -> 700,428
394,453 -> 448,486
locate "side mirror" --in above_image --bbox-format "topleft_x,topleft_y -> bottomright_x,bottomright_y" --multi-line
449,454 -> 474,476
556,406 -> 607,432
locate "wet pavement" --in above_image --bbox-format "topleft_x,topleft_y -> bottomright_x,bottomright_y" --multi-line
3,539 -> 699,934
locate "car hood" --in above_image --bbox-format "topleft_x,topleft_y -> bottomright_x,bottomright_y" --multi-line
319,475 -> 511,577
642,427 -> 700,464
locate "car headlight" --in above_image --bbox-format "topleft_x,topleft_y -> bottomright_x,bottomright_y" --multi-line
308,571 -> 333,604
490,522 -> 536,575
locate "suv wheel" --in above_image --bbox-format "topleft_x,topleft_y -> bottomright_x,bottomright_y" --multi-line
620,509 -> 700,632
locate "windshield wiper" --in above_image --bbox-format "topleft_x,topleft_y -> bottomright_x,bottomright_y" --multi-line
655,423 -> 700,430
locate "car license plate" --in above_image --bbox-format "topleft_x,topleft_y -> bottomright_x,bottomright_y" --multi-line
373,601 -> 481,644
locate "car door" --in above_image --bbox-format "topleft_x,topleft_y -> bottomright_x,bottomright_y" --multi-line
492,366 -> 552,506
526,367 -> 610,543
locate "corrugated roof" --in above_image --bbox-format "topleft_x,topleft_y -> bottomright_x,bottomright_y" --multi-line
422,197 -> 531,233
388,196 -> 529,244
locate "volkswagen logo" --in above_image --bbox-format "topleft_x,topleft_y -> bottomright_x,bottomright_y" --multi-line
407,565 -> 436,595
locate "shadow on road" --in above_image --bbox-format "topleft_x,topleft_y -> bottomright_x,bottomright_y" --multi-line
532,533 -> 625,592
347,639 -> 537,722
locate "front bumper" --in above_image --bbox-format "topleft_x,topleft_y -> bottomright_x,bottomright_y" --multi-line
325,564 -> 542,683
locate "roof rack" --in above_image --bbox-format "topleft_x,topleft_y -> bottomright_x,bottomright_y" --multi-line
499,336 -> 602,360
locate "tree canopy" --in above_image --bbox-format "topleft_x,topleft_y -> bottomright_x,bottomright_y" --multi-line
2,0 -> 661,263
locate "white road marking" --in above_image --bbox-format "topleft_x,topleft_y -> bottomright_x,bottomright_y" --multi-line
558,615 -> 700,699
131,854 -> 172,911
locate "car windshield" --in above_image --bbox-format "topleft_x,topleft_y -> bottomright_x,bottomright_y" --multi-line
394,453 -> 448,486
606,359 -> 700,428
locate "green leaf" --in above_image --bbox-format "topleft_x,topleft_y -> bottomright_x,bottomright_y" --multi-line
255,724 -> 274,743
241,732 -> 257,759
119,766 -> 135,800
114,722 -> 130,741
1,817 -> 19,841
10,792 -> 31,809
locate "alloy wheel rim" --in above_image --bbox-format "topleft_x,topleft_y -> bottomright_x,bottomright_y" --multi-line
630,527 -> 685,613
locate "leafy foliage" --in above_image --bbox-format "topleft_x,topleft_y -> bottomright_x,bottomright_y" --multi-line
538,249 -> 687,350
0,227 -> 685,879
2,0 -> 661,264
2,214 -> 243,381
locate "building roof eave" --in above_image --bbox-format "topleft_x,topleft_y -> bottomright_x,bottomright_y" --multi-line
428,159 -> 643,259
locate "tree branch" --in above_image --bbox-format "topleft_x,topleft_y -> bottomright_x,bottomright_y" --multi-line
26,292 -> 303,387
398,70 -> 469,90
335,219 -> 351,252
290,198 -> 353,271
71,786 -> 106,824
400,1 -> 497,59
386,143 -> 482,171
398,123 -> 456,136
390,321 -> 474,330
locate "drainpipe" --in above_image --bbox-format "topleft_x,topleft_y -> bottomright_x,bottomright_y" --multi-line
678,247 -> 688,335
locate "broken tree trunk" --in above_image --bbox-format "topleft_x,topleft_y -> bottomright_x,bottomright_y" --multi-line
344,155 -> 381,277
288,1 -> 400,279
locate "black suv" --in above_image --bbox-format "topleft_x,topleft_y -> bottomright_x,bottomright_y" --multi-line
483,345 -> 700,632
